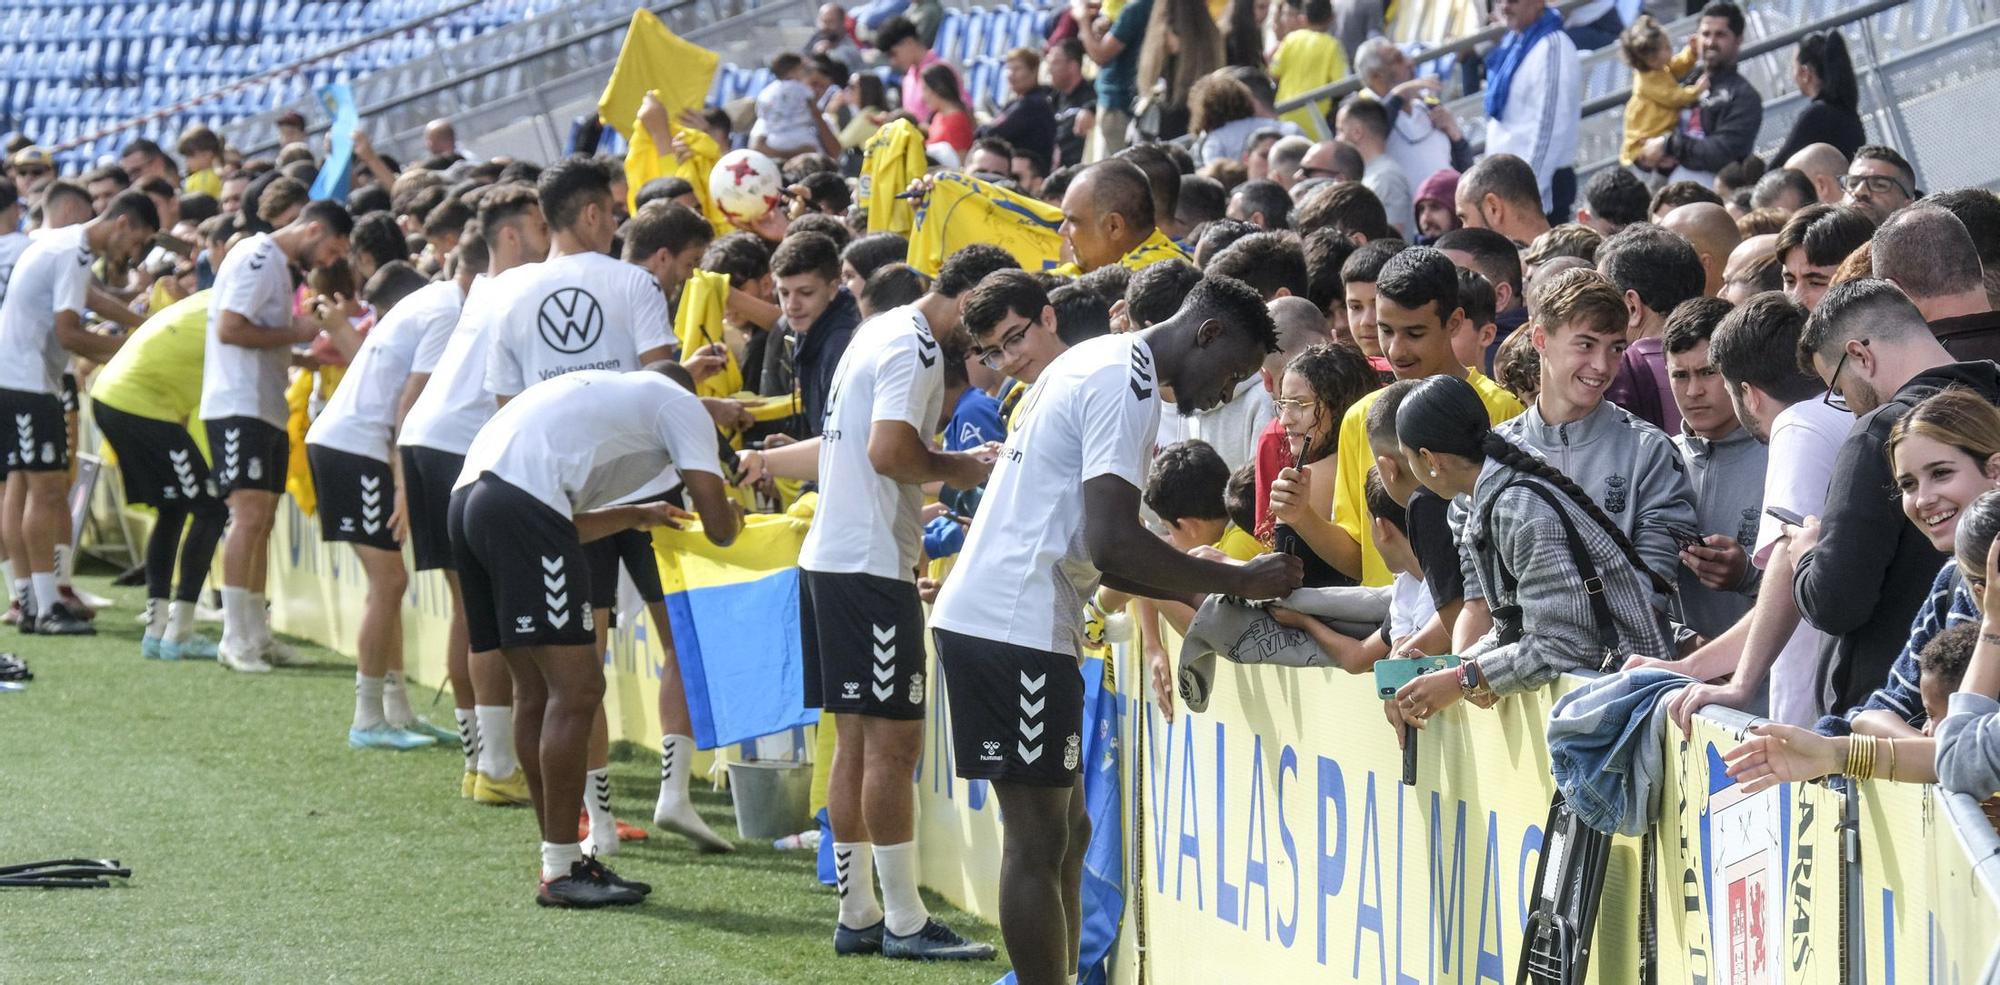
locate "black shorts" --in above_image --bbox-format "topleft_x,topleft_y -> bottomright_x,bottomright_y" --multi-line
582,527 -> 666,615
306,444 -> 398,551
94,399 -> 216,508
935,629 -> 1086,787
399,444 -> 464,571
204,416 -> 288,496
799,569 -> 927,720
1,387 -> 70,473
448,473 -> 596,653
59,372 -> 78,415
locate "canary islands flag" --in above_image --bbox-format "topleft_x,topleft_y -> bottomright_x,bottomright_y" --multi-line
652,503 -> 817,748
598,10 -> 719,139
908,171 -> 1065,277
673,268 -> 745,398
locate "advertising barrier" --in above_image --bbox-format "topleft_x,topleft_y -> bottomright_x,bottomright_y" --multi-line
257,503 -> 2000,982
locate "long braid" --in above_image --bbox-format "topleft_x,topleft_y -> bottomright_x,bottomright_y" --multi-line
1480,433 -> 1678,597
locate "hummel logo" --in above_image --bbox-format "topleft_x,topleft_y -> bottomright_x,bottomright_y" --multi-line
516,615 -> 535,632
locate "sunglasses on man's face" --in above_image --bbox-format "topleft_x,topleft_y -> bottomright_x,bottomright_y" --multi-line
14,166 -> 50,179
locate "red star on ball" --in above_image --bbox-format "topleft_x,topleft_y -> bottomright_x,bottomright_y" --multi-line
725,159 -> 757,183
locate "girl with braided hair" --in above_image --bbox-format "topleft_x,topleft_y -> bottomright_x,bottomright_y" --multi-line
1388,375 -> 1677,727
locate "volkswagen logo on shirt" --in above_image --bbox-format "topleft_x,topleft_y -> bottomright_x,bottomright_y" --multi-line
536,287 -> 605,354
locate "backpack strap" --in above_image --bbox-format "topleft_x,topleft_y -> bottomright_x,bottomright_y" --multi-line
1481,478 -> 1624,671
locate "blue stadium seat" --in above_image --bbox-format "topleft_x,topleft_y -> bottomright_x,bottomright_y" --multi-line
934,11 -> 964,65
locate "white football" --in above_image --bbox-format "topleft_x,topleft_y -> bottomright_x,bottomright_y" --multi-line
708,149 -> 783,224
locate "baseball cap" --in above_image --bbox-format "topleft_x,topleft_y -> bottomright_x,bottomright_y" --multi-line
8,146 -> 54,173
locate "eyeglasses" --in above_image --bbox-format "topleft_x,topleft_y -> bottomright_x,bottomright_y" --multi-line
1837,173 -> 1912,199
1273,397 -> 1314,413
975,323 -> 1033,370
1822,338 -> 1868,410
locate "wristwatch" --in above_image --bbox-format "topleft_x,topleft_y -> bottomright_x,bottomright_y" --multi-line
1457,660 -> 1486,698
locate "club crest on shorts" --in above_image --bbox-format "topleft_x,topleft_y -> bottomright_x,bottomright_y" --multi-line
247,457 -> 263,481
1063,733 -> 1081,770
907,671 -> 924,704
41,441 -> 55,464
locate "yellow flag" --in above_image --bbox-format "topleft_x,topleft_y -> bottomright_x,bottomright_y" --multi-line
626,119 -> 731,235
673,268 -> 744,398
907,171 -> 1065,277
284,371 -> 317,517
861,119 -> 928,234
598,10 -> 720,138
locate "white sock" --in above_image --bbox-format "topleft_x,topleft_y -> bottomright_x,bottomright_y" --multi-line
475,705 -> 518,778
220,586 -> 251,645
248,592 -> 270,641
875,841 -> 929,936
454,707 -> 479,770
540,841 -> 583,881
144,598 -> 169,640
657,734 -> 692,807
11,577 -> 28,609
167,600 -> 197,643
382,671 -> 416,727
353,673 -> 386,731
53,544 -> 72,584
834,841 -> 884,929
30,572 -> 58,618
584,767 -> 616,855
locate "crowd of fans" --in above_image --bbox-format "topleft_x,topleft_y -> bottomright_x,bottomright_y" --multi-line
3,0 -> 2000,979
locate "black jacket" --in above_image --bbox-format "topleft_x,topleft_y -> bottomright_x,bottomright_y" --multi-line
1795,359 -> 2000,714
1663,67 -> 1763,173
1770,97 -> 1866,167
978,86 -> 1057,174
758,288 -> 863,438
1051,81 -> 1095,171
1932,310 -> 2000,366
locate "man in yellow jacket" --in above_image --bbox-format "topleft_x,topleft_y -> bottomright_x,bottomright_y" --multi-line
1054,159 -> 1191,275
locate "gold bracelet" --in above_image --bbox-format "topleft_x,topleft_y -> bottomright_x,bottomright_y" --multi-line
1845,735 -> 1876,780
1884,738 -> 1897,783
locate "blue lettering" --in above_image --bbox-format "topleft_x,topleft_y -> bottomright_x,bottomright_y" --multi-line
1215,721 -> 1238,925
1242,733 -> 1271,938
1315,755 -> 1346,964
1517,824 -> 1543,933
1176,717 -> 1203,908
1474,811 -> 1506,984
1883,888 -> 1895,985
1429,794 -> 1468,982
1355,771 -> 1387,982
1149,708 -> 1175,892
1276,745 -> 1300,948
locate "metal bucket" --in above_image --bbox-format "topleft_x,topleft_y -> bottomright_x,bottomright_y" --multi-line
724,759 -> 812,841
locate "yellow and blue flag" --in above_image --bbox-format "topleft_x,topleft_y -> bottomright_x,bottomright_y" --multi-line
907,171 -> 1066,277
652,503 -> 817,748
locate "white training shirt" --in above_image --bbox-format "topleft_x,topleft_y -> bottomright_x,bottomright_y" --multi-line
483,251 -> 672,397
305,279 -> 466,462
411,274 -> 477,375
933,333 -> 1163,656
198,233 -> 298,427
0,224 -> 91,394
455,370 -> 722,519
0,230 -> 31,301
1752,396 -> 1852,727
798,304 -> 947,581
399,265 -> 537,456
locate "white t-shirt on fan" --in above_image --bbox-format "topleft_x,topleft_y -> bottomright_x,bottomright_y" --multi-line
798,304 -> 946,582
933,333 -> 1163,656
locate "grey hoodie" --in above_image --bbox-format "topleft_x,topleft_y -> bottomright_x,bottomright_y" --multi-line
1937,692 -> 2000,798
1672,423 -> 1767,638
1489,399 -> 1699,599
1461,458 -> 1678,692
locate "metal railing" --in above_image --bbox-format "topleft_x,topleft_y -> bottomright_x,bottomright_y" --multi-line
222,0 -> 790,159
1271,0 -> 1591,140
48,0 -> 496,153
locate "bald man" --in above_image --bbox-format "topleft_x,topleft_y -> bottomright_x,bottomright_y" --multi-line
1455,154 -> 1552,247
1057,160 -> 1190,274
1784,143 -> 1848,205
1297,140 -> 1364,184
1662,203 -> 1743,298
1720,233 -> 1779,305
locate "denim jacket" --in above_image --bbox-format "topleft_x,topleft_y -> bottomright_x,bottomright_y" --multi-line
1547,668 -> 1696,835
